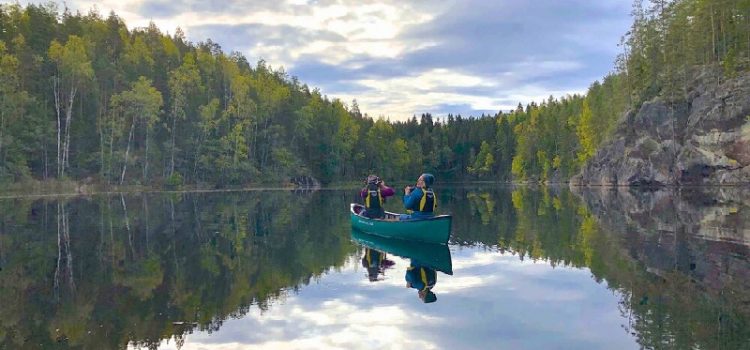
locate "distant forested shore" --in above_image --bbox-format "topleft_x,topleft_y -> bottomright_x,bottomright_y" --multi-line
0,0 -> 748,192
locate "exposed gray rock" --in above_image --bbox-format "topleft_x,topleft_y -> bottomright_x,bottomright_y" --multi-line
573,67 -> 750,186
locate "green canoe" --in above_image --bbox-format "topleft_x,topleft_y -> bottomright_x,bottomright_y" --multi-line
351,229 -> 453,275
350,203 -> 452,245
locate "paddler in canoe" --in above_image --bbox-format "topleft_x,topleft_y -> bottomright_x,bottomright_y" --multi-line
359,175 -> 395,219
400,173 -> 437,220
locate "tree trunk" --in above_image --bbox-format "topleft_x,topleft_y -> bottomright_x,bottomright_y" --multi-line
98,120 -> 105,179
720,9 -> 726,60
43,139 -> 48,181
0,108 -> 5,164
170,106 -> 177,177
96,91 -> 109,180
120,116 -> 136,185
53,77 -> 62,178
97,100 -> 106,181
62,85 -> 77,178
108,113 -> 115,184
144,125 -> 150,183
193,130 -> 205,182
710,5 -> 717,62
251,119 -> 258,165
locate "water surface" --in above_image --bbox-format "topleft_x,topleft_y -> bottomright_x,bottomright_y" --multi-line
0,186 -> 747,349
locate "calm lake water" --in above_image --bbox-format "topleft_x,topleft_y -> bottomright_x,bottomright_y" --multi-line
0,186 -> 748,349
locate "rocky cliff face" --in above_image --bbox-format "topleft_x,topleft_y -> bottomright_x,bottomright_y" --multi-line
572,67 -> 750,186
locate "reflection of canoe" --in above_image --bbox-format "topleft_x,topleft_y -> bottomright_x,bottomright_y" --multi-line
350,203 -> 451,244
351,229 -> 453,275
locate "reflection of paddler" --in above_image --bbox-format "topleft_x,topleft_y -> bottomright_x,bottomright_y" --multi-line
361,248 -> 393,282
405,260 -> 437,303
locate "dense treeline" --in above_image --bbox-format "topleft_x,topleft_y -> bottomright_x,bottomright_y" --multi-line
493,0 -> 750,181
0,0 -> 748,187
623,0 -> 750,104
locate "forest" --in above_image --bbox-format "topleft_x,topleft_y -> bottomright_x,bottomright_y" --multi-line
0,0 -> 748,188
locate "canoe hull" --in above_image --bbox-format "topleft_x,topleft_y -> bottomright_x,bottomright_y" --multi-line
350,203 -> 451,244
351,229 -> 453,274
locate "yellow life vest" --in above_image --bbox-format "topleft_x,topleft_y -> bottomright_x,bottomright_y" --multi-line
418,189 -> 436,212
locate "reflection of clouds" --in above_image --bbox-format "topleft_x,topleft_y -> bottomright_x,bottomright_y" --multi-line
158,304 -> 438,350
439,275 -> 491,293
452,250 -> 507,269
146,248 -> 636,350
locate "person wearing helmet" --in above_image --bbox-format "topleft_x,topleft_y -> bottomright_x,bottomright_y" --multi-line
360,175 -> 395,218
400,173 -> 437,220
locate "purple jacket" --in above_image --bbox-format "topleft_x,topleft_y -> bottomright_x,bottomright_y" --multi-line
360,185 -> 395,198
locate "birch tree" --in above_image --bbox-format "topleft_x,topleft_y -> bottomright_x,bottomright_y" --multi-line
110,76 -> 163,185
48,35 -> 93,178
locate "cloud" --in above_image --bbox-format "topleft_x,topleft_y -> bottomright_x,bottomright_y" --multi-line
22,0 -> 632,120
150,249 -> 636,350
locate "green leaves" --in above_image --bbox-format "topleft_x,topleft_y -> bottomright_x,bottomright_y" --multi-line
576,98 -> 596,164
0,40 -> 33,181
467,141 -> 494,177
110,76 -> 163,124
9,0 -> 750,187
48,35 -> 94,85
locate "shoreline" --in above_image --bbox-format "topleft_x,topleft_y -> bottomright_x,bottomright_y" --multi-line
1,178 -> 747,199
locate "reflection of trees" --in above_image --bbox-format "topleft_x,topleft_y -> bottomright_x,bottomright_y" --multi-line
54,201 -> 75,299
0,191 -> 356,349
575,187 -> 750,350
466,192 -> 495,225
2,187 -> 747,349
443,186 -> 749,349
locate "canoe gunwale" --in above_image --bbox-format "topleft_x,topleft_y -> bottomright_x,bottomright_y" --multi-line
349,203 -> 451,244
349,203 -> 451,222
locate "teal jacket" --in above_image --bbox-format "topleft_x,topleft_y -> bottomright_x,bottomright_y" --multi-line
403,187 -> 436,218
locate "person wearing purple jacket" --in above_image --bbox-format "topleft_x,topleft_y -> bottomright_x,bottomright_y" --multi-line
360,175 -> 395,218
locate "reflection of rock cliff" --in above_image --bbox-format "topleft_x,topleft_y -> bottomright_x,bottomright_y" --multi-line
573,187 -> 750,302
572,68 -> 750,186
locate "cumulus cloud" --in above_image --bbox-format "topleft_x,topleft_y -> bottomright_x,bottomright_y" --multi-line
22,0 -> 632,120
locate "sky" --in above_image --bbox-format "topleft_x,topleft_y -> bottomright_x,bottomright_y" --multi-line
18,0 -> 633,121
